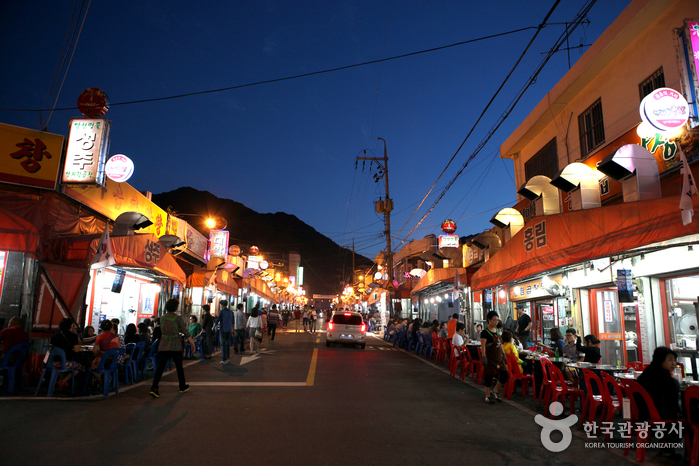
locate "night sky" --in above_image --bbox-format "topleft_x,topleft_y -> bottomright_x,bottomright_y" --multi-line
0,1 -> 630,259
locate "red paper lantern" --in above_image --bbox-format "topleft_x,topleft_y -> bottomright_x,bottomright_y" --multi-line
250,245 -> 259,255
441,219 -> 457,234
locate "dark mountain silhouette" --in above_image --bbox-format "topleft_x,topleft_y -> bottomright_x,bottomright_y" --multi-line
153,187 -> 371,296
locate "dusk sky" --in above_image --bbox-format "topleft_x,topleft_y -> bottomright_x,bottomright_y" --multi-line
0,1 -> 630,259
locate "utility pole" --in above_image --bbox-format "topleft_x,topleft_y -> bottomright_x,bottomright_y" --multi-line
357,137 -> 394,318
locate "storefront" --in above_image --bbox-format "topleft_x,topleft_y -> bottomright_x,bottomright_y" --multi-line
411,267 -> 467,324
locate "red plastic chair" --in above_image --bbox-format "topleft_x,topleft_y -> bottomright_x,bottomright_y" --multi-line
458,348 -> 472,380
547,363 -> 584,419
434,338 -> 448,365
538,359 -> 555,409
504,354 -> 534,399
600,371 -> 624,421
579,369 -> 621,434
619,380 -> 684,463
448,345 -> 463,377
684,386 -> 699,466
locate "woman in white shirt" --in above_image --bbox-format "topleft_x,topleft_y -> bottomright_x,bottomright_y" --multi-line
452,322 -> 467,359
246,307 -> 263,355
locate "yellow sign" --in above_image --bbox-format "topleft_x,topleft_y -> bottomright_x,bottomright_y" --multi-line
63,178 -> 168,236
386,282 -> 395,290
0,123 -> 63,190
510,274 -> 562,301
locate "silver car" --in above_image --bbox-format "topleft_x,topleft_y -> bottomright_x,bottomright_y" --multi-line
326,311 -> 366,349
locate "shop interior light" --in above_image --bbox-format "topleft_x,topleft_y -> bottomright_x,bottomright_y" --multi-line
498,289 -> 506,299
424,299 -> 428,304
430,298 -> 435,304
436,296 -> 442,302
205,217 -> 217,229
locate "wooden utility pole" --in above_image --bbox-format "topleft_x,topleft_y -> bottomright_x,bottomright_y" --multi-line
357,137 -> 394,317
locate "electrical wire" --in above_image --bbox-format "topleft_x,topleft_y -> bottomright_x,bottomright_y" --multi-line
391,0 -> 563,245
396,0 -> 597,247
1,25 -> 545,113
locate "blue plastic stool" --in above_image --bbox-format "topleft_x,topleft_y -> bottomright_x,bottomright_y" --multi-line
35,346 -> 76,397
0,342 -> 31,394
84,347 -> 125,396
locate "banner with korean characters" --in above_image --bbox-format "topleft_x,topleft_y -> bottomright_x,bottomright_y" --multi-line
0,123 -> 63,189
63,177 -> 168,237
62,119 -> 110,185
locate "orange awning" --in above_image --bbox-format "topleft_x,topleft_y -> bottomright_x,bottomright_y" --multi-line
0,206 -> 39,254
471,196 -> 699,291
48,233 -> 186,284
411,268 -> 467,295
186,269 -> 239,295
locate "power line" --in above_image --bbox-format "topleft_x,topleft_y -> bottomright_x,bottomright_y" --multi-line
397,0 -> 597,246
391,0 -> 563,245
1,25 -> 544,113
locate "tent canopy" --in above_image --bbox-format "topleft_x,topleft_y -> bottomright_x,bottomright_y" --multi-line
0,206 -> 39,254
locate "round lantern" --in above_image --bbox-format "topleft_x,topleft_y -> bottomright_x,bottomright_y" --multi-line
249,245 -> 259,255
640,87 -> 689,133
441,219 -> 457,234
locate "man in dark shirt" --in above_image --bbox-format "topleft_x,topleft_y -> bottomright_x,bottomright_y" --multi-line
200,305 -> 214,359
515,305 -> 532,347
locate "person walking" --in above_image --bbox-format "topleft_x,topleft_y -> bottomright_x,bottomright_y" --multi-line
246,308 -> 263,354
215,300 -> 234,364
200,304 -> 214,359
480,311 -> 509,404
309,306 -> 318,333
267,304 -> 280,341
302,307 -> 310,332
294,307 -> 302,333
234,303 -> 246,354
149,299 -> 195,398
282,308 -> 290,329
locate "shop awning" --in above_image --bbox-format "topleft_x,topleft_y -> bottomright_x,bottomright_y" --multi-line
48,233 -> 187,284
0,206 -> 39,254
411,268 -> 467,295
471,196 -> 699,291
185,269 -> 239,295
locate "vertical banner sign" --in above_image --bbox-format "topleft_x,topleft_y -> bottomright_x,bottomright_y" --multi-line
209,229 -> 229,262
63,119 -> 110,185
604,300 -> 614,323
617,269 -> 635,303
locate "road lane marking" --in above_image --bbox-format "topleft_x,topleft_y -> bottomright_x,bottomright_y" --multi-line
305,348 -> 318,386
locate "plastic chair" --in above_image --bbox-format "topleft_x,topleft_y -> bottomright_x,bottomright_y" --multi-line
84,347 -> 126,396
144,339 -> 160,373
448,345 -> 464,377
0,342 -> 31,394
537,359 -> 556,410
458,348 -> 472,380
579,368 -> 620,434
406,332 -> 415,352
619,379 -> 684,463
504,354 -> 534,400
433,338 -> 447,364
548,363 -> 584,419
194,334 -> 205,358
415,333 -> 425,355
626,361 -> 647,372
424,335 -> 434,360
119,343 -> 136,385
132,341 -> 145,381
469,347 -> 484,384
35,346 -> 77,397
684,386 -> 699,466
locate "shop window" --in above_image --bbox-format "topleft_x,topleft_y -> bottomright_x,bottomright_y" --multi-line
638,67 -> 665,101
525,138 -> 558,181
578,99 -> 605,158
665,275 -> 699,350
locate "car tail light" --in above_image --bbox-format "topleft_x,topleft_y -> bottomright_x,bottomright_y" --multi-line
361,323 -> 366,332
328,322 -> 333,330
344,313 -> 351,316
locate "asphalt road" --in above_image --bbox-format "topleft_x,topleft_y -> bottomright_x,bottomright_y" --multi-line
1,325 -> 669,465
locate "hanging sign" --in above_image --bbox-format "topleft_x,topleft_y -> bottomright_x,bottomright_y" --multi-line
603,300 -> 614,323
105,154 -> 134,183
439,234 -> 459,248
640,87 -> 689,133
616,269 -> 634,303
441,219 -> 457,234
229,245 -> 240,256
209,230 -> 229,261
62,119 -> 110,185
77,88 -> 109,118
0,123 -> 63,190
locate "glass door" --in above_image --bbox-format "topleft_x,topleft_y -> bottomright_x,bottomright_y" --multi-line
591,288 -> 626,366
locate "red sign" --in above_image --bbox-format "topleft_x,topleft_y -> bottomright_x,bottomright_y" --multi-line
77,88 -> 109,118
603,300 -> 614,323
249,245 -> 259,255
441,219 -> 457,234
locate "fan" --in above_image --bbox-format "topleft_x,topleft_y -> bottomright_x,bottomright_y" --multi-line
677,313 -> 698,335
